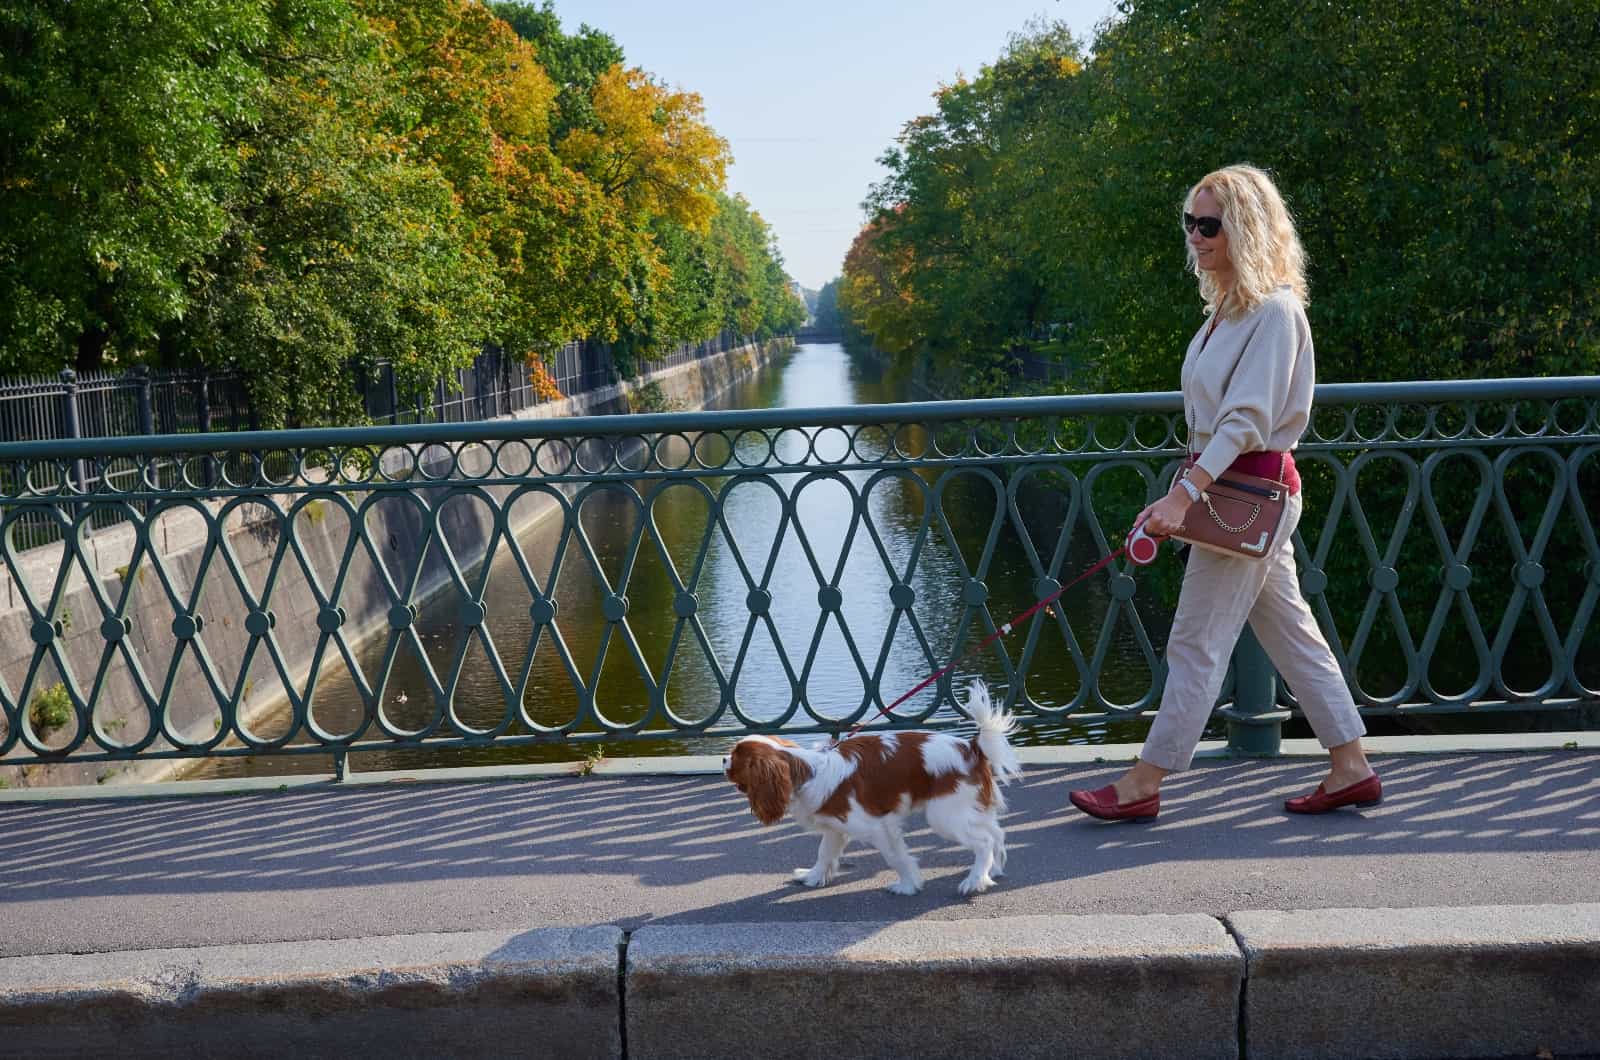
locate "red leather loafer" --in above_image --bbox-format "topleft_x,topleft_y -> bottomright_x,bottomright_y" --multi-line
1069,783 -> 1160,822
1284,773 -> 1382,815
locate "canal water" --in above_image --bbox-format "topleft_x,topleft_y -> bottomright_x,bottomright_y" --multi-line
197,343 -> 1171,778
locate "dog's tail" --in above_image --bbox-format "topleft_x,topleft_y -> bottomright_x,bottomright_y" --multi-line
965,681 -> 1022,784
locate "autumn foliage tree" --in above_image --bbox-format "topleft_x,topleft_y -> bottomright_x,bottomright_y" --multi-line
0,0 -> 803,420
837,215 -> 922,359
162,0 -> 499,425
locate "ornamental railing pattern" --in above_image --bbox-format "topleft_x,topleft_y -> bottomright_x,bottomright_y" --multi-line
0,377 -> 1595,772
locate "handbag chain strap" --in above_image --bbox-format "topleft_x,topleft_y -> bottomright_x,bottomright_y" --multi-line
1203,493 -> 1261,534
1181,464 -> 1264,534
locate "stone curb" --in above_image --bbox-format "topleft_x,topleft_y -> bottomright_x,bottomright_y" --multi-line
626,915 -> 1243,1060
0,926 -> 622,1059
1230,903 -> 1600,1060
3,908 -> 1599,1059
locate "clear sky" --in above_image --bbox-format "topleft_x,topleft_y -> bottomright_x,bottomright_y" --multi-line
543,0 -> 1121,291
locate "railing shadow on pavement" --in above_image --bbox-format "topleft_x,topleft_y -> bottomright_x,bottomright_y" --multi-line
1,752 -> 1593,922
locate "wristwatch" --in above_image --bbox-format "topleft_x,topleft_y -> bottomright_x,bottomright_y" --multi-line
1174,476 -> 1202,504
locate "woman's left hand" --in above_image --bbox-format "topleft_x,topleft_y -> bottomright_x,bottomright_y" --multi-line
1142,491 -> 1193,538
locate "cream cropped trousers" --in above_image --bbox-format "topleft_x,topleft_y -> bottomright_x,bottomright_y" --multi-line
1142,492 -> 1367,772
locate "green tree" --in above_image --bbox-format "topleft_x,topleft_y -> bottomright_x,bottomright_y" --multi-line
844,2 -> 1600,391
620,218 -> 720,361
707,194 -> 805,341
0,0 -> 268,374
866,23 -> 1086,364
1056,0 -> 1600,389
814,278 -> 842,332
167,0 -> 498,426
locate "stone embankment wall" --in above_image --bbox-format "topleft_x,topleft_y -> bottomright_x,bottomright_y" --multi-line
0,339 -> 790,788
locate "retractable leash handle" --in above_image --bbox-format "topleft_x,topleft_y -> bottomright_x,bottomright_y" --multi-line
1125,518 -> 1163,566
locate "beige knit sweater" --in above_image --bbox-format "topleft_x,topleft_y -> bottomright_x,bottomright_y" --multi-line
1180,286 -> 1314,482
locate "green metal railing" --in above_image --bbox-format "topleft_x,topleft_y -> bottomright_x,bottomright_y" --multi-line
1,376 -> 1596,772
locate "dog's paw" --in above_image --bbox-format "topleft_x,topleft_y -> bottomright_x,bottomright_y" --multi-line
792,867 -> 830,888
886,879 -> 923,896
958,874 -> 997,896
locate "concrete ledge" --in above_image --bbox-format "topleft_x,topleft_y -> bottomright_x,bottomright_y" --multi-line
0,771 -> 336,803
626,915 -> 1243,1060
5,735 -> 1596,803
1230,904 -> 1600,1060
0,927 -> 622,1059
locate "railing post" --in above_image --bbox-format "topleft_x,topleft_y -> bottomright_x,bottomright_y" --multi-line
1222,627 -> 1289,755
352,359 -> 370,421
58,369 -> 88,496
134,365 -> 154,436
196,367 -> 212,434
195,368 -> 215,487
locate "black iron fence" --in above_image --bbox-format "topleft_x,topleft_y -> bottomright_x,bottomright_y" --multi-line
1014,354 -> 1070,384
0,366 -> 256,445
0,331 -> 749,445
0,331 -> 752,551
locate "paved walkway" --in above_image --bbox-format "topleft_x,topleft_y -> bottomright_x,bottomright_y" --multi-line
3,748 -> 1598,959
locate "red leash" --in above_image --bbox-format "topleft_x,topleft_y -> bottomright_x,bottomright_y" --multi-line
838,541 -> 1133,739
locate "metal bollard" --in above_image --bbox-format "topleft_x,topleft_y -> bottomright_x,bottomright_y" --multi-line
58,369 -> 89,497
1221,626 -> 1290,754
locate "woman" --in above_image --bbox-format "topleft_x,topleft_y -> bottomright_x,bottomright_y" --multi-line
1068,164 -> 1378,821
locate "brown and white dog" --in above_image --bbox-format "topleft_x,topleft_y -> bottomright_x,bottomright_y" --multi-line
722,682 -> 1022,896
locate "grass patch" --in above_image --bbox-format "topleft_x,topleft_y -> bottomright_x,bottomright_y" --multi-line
578,743 -> 607,776
28,683 -> 72,734
628,380 -> 682,414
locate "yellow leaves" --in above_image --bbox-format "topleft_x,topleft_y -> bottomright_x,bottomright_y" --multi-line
557,65 -> 730,232
491,37 -> 557,144
524,356 -> 564,402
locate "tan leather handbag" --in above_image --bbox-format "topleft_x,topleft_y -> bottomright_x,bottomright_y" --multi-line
1172,456 -> 1290,559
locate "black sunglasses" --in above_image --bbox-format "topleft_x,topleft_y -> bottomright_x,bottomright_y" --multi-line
1183,213 -> 1223,238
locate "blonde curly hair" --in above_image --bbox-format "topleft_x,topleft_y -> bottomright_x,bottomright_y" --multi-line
1184,164 -> 1308,318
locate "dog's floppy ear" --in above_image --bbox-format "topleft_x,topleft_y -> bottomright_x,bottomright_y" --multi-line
742,744 -> 796,826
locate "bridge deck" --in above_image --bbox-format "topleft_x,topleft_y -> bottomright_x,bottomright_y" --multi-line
3,746 -> 1596,958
